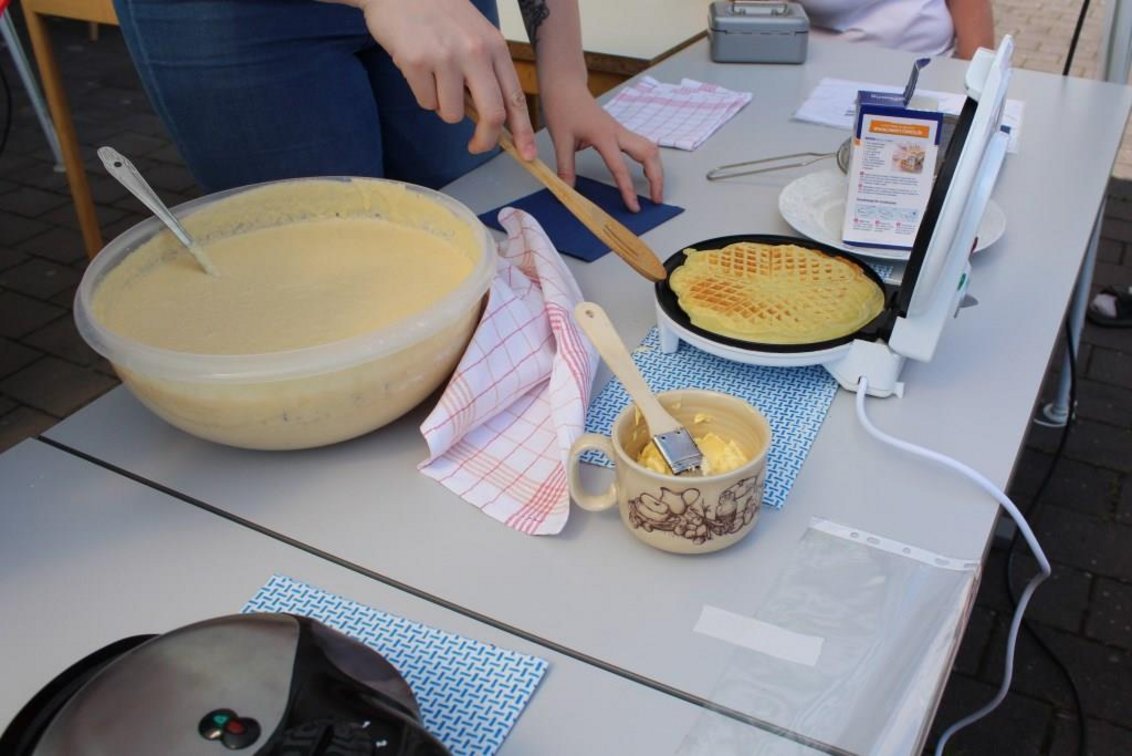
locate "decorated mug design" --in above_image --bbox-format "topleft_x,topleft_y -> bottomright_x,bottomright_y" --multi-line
626,471 -> 764,545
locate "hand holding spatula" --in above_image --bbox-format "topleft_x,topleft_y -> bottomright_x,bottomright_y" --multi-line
465,100 -> 668,282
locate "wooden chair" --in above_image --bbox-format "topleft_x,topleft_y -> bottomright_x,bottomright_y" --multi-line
1,0 -> 65,169
19,0 -> 119,259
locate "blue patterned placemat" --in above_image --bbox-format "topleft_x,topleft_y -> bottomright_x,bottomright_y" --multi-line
869,261 -> 895,281
243,575 -> 547,756
584,329 -> 839,509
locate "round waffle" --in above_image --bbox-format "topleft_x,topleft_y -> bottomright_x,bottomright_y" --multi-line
668,241 -> 886,345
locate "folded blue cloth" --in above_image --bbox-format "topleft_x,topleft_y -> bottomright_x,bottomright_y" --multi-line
244,575 -> 547,756
478,176 -> 684,262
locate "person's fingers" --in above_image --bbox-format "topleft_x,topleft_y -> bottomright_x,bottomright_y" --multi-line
494,56 -> 537,160
433,58 -> 467,125
464,70 -> 507,154
400,64 -> 440,114
619,132 -> 664,203
553,134 -> 578,190
593,139 -> 641,212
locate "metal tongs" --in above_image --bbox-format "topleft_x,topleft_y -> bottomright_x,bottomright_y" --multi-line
706,140 -> 851,180
706,57 -> 932,181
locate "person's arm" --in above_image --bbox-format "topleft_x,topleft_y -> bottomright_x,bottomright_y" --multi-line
324,0 -> 539,160
521,0 -> 663,210
947,0 -> 995,59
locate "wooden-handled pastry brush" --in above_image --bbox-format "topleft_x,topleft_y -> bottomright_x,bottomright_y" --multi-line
574,301 -> 703,476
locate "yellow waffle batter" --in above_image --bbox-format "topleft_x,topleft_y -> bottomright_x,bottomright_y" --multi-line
94,217 -> 473,354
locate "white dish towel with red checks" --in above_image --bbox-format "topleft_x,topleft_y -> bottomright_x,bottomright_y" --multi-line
603,76 -> 752,151
418,209 -> 597,536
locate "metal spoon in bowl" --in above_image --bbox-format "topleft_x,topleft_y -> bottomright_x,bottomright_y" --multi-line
97,146 -> 219,276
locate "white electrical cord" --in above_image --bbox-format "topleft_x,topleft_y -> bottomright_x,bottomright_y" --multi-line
853,377 -> 1051,755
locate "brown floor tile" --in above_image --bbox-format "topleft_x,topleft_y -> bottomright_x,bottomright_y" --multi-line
986,625 -> 1132,724
0,291 -> 66,340
1036,506 -> 1132,580
0,258 -> 83,301
0,338 -> 42,381
0,246 -> 30,272
16,226 -> 89,266
1075,379 -> 1132,429
1087,578 -> 1132,650
36,202 -> 127,232
1063,419 -> 1132,473
927,674 -> 1054,754
1049,717 -> 1132,756
21,314 -> 109,369
1119,483 -> 1132,526
1088,347 -> 1132,389
1097,237 -> 1125,265
0,186 -> 71,218
0,210 -> 52,247
0,406 -> 58,453
0,356 -> 118,417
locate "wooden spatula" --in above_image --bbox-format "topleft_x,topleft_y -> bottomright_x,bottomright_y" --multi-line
465,103 -> 667,282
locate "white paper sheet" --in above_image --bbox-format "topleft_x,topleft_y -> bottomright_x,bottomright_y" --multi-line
794,77 -> 1024,153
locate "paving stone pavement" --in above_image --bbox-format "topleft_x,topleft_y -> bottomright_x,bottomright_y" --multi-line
0,8 -> 1130,755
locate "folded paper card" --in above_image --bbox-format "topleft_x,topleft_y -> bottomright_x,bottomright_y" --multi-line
420,209 -> 598,535
243,574 -> 548,756
842,89 -> 944,251
477,176 -> 683,262
585,329 -> 838,509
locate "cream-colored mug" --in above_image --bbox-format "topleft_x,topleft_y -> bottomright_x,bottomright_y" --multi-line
568,389 -> 772,554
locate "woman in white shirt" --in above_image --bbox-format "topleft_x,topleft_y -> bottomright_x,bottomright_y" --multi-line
799,0 -> 995,59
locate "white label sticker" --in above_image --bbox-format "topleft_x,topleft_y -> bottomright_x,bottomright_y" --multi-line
693,605 -> 824,666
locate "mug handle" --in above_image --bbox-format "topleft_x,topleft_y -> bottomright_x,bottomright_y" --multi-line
567,433 -> 619,512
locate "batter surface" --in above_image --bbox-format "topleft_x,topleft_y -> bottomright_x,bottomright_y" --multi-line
94,217 -> 474,354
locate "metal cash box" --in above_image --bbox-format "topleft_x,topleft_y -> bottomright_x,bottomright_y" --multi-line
708,1 -> 809,64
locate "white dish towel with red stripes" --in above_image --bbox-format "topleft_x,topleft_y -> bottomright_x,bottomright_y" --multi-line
603,76 -> 752,151
418,208 -> 597,536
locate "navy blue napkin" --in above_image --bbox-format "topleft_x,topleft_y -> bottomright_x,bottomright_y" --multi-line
477,176 -> 684,262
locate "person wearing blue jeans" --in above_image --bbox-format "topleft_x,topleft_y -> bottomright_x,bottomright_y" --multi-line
113,0 -> 663,210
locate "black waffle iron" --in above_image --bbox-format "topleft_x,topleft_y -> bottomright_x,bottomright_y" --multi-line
0,613 -> 451,755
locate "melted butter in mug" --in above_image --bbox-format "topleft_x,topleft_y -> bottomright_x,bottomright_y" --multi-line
637,432 -> 748,476
94,218 -> 474,354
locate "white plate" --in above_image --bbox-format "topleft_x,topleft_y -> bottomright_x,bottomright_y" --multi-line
778,170 -> 1007,261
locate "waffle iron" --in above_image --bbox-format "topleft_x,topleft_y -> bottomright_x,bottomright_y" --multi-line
656,37 -> 1016,398
0,613 -> 451,755
655,233 -> 897,364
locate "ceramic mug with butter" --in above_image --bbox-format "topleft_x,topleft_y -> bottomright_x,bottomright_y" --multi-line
567,389 -> 772,554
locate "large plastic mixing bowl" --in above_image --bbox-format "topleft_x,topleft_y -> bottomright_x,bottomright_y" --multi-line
74,177 -> 495,450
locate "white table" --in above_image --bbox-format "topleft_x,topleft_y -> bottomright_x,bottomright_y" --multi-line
0,439 -> 774,754
38,37 -> 1132,754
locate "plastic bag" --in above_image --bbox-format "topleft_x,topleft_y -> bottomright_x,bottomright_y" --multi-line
678,518 -> 978,755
